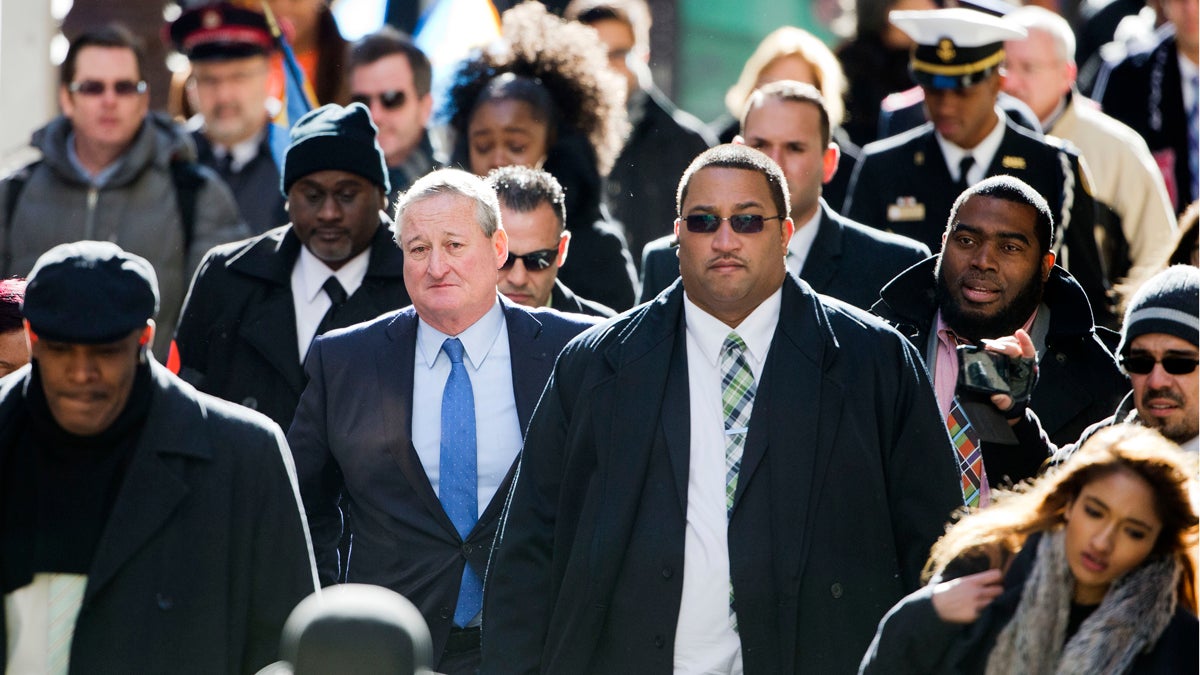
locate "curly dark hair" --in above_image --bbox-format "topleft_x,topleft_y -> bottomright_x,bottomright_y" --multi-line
443,1 -> 628,175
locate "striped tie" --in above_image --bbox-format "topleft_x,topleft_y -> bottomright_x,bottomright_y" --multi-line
720,332 -> 755,627
947,398 -> 988,508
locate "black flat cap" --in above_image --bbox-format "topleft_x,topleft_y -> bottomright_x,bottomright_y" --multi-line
23,241 -> 159,344
167,2 -> 275,62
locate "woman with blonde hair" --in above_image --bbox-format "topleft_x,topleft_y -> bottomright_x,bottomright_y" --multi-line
715,26 -> 859,207
861,424 -> 1198,674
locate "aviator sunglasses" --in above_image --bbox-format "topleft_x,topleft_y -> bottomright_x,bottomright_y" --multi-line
682,214 -> 784,234
1120,354 -> 1200,375
350,90 -> 407,110
68,79 -> 147,96
501,249 -> 557,271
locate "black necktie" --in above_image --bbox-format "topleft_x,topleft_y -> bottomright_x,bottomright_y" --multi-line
957,155 -> 975,192
315,277 -> 348,336
218,151 -> 235,177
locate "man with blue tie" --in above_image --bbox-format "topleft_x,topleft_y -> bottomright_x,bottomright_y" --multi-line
286,168 -> 596,674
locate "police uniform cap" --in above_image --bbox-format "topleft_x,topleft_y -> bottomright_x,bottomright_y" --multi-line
890,8 -> 1027,90
22,241 -> 159,344
167,2 -> 275,62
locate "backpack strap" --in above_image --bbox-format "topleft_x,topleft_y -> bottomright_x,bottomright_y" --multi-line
3,160 -> 39,274
169,158 -> 206,254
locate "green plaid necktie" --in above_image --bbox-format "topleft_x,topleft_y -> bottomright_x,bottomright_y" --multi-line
720,332 -> 755,628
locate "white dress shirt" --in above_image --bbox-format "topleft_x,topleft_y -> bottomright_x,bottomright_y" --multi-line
290,244 -> 370,363
935,106 -> 1008,186
211,127 -> 266,173
410,298 -> 523,516
673,287 -> 782,675
785,208 -> 821,278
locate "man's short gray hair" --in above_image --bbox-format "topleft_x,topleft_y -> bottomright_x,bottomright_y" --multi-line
393,168 -> 503,244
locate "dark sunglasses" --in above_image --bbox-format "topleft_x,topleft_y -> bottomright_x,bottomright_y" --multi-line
68,79 -> 147,96
683,214 -> 783,234
501,249 -> 557,271
350,90 -> 407,110
1120,355 -> 1200,375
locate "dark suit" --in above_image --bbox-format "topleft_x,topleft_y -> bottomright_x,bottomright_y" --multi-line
844,116 -> 1113,325
192,127 -> 287,233
549,279 -> 615,318
1093,27 -> 1195,213
286,298 -> 595,668
639,200 -> 931,310
0,361 -> 317,673
174,222 -> 410,432
482,276 -> 962,674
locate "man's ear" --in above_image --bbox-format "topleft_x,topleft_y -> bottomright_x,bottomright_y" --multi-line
556,231 -> 571,268
821,142 -> 841,184
1041,251 -> 1056,280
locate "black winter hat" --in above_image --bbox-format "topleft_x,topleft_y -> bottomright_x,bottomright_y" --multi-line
281,103 -> 390,196
23,241 -> 159,344
1118,265 -> 1200,356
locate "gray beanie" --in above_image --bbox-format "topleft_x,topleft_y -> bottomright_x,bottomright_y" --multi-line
281,103 -> 390,196
1117,265 -> 1200,355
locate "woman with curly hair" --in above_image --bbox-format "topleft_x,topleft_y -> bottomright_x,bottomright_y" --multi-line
860,424 -> 1199,674
443,1 -> 637,311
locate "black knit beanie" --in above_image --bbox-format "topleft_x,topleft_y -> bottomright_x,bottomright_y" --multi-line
1118,265 -> 1200,355
281,103 -> 390,196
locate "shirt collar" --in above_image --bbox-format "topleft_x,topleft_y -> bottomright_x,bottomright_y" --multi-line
935,105 -> 1007,182
213,126 -> 266,172
683,285 -> 783,368
416,294 -> 504,370
295,242 -> 371,303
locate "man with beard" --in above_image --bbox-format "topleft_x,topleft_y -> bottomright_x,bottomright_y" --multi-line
872,175 -> 1127,489
1036,266 -> 1199,458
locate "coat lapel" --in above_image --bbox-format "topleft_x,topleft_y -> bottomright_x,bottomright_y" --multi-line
378,311 -> 460,539
84,364 -> 209,603
797,204 -> 843,294
228,228 -> 304,395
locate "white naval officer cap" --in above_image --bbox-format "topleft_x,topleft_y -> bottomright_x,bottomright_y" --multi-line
890,8 -> 1027,89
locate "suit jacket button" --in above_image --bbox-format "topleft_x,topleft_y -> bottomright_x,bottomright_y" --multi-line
661,566 -> 673,579
1055,352 -> 1067,364
462,543 -> 474,555
440,606 -> 451,619
830,582 -> 844,599
156,593 -> 174,610
654,635 -> 665,648
241,396 -> 258,409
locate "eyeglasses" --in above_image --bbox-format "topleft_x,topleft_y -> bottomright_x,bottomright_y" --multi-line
350,90 -> 407,110
682,214 -> 783,234
1120,355 -> 1200,375
501,248 -> 557,271
68,79 -> 147,97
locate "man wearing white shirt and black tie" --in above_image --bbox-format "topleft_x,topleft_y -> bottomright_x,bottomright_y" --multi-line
174,102 -> 410,432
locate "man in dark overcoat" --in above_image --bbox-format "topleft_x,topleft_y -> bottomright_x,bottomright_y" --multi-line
0,241 -> 317,673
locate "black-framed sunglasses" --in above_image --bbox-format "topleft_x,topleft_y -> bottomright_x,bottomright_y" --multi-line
350,90 -> 407,110
683,213 -> 784,234
501,249 -> 557,271
68,79 -> 147,97
1120,355 -> 1200,375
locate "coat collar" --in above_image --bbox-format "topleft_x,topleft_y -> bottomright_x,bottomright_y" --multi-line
873,256 -> 1100,340
798,200 -> 847,292
227,220 -> 403,286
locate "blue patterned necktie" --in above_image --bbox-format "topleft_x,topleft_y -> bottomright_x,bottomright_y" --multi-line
440,338 -> 483,626
720,332 -> 755,628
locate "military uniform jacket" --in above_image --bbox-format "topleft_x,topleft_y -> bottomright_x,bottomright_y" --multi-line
844,116 -> 1112,325
0,361 -> 319,673
192,127 -> 287,234
174,222 -> 410,431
